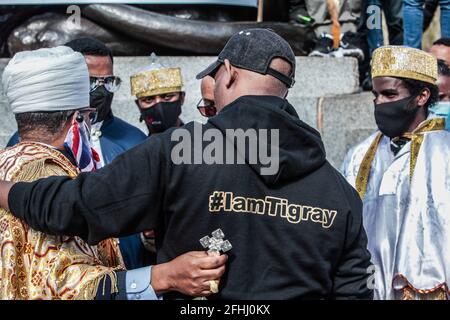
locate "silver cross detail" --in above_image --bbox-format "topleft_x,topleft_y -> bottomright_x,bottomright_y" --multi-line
199,229 -> 232,254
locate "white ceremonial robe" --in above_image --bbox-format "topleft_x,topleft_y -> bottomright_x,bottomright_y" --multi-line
341,119 -> 450,300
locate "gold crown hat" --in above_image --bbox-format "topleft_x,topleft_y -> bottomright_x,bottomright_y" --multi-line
371,46 -> 438,85
130,53 -> 183,98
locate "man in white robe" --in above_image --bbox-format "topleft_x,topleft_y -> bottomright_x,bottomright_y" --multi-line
342,46 -> 450,300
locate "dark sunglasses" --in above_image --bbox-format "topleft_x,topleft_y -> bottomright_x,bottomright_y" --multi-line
67,108 -> 98,123
196,98 -> 217,117
89,76 -> 122,93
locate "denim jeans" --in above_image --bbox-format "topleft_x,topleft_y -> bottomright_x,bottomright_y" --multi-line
360,0 -> 403,57
403,0 -> 450,48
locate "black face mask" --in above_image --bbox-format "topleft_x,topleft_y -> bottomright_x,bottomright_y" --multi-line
90,86 -> 114,124
374,94 -> 420,138
138,100 -> 182,134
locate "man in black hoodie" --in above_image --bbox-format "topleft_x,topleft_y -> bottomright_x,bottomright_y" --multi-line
0,28 -> 373,299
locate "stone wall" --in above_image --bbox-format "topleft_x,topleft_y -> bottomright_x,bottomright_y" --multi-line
0,56 -> 377,168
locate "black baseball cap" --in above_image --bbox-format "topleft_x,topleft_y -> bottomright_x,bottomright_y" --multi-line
196,28 -> 296,88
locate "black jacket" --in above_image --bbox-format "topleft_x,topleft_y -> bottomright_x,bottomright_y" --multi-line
9,95 -> 373,299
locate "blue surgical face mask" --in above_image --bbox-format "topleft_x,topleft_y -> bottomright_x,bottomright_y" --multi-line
430,101 -> 450,130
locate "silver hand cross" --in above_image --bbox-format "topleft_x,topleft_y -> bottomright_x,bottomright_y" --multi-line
199,228 -> 232,254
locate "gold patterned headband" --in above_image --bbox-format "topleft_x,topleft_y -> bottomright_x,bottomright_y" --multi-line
131,67 -> 183,98
371,46 -> 438,85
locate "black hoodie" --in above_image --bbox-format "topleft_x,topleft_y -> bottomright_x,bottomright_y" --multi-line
9,95 -> 373,300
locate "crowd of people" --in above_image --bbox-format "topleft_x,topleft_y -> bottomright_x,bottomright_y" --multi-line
0,20 -> 449,300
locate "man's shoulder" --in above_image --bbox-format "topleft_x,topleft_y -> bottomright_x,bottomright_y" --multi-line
342,132 -> 381,169
339,131 -> 382,189
348,132 -> 381,159
0,142 -> 51,164
426,128 -> 450,140
0,142 -> 77,182
107,116 -> 147,138
101,116 -> 147,150
420,129 -> 450,157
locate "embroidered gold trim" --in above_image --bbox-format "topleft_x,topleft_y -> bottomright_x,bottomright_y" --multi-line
394,274 -> 449,300
372,70 -> 436,86
0,142 -> 125,300
371,46 -> 438,85
355,133 -> 383,199
409,118 -> 445,180
131,67 -> 183,98
355,118 -> 445,199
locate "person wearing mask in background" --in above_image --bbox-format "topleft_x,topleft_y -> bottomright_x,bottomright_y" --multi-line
127,53 -> 186,259
342,46 -> 450,300
66,38 -> 155,271
429,60 -> 450,128
131,53 -> 184,136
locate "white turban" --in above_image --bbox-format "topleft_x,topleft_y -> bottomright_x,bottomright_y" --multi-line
2,46 -> 90,114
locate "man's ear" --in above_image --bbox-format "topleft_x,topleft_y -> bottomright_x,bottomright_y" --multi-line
417,87 -> 431,107
62,112 -> 75,137
223,59 -> 237,89
180,92 -> 186,105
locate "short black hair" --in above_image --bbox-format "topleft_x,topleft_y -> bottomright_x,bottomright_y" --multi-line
433,37 -> 450,47
402,78 -> 439,110
16,110 -> 73,138
438,59 -> 450,77
65,37 -> 113,64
